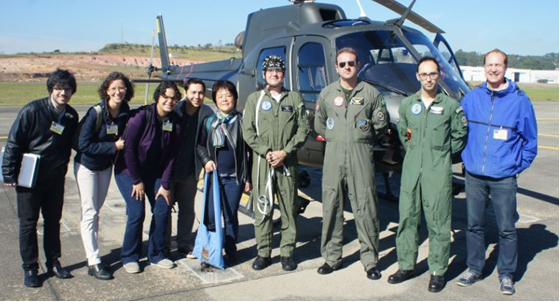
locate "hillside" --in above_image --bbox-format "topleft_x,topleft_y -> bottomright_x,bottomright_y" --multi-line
0,44 -> 241,82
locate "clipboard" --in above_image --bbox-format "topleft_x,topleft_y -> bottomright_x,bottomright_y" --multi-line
1,147 -> 41,188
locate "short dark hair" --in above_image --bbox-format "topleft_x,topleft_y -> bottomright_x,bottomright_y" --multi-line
336,47 -> 359,63
483,48 -> 508,66
183,77 -> 206,92
153,81 -> 181,103
212,80 -> 238,106
98,72 -> 135,102
417,56 -> 440,72
47,69 -> 77,94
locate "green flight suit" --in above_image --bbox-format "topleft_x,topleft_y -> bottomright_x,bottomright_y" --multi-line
314,80 -> 388,270
396,91 -> 467,275
242,88 -> 309,258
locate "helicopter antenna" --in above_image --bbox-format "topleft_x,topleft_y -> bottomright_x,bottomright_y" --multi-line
356,0 -> 367,18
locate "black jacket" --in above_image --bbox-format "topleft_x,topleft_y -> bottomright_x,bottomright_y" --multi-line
196,112 -> 251,185
74,100 -> 130,171
2,97 -> 79,184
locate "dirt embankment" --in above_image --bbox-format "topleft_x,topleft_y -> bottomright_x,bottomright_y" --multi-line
0,54 -> 201,82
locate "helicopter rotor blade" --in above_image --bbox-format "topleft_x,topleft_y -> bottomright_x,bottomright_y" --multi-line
372,0 -> 445,33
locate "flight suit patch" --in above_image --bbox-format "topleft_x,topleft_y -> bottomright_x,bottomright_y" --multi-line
376,111 -> 386,121
281,105 -> 293,112
358,119 -> 370,132
334,96 -> 344,107
461,116 -> 467,126
411,103 -> 422,115
430,106 -> 444,115
261,100 -> 272,111
350,97 -> 364,105
326,117 -> 334,130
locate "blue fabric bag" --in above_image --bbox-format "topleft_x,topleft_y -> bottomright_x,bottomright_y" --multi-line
193,172 -> 225,270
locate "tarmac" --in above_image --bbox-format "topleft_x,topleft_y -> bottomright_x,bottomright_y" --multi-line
0,102 -> 558,301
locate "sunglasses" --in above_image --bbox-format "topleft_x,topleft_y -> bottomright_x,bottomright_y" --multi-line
338,61 -> 356,68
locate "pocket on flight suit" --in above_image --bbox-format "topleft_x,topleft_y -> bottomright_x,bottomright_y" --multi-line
431,118 -> 450,151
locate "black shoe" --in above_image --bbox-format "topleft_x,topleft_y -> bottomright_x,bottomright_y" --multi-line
177,247 -> 190,256
88,263 -> 113,280
47,260 -> 73,279
428,274 -> 446,293
366,267 -> 382,280
317,262 -> 341,275
24,269 -> 40,288
388,269 -> 415,284
281,256 -> 297,271
251,256 -> 271,271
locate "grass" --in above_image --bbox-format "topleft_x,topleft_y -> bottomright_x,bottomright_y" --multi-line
468,81 -> 559,102
1,81 -> 557,107
0,82 -> 213,106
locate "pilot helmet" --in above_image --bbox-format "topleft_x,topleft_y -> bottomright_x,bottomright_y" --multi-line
262,55 -> 286,71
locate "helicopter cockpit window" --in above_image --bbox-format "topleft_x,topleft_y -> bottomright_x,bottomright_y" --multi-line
335,30 -> 469,100
257,47 -> 287,90
297,42 -> 327,103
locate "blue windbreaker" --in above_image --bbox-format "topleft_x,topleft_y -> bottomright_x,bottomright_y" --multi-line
461,79 -> 538,178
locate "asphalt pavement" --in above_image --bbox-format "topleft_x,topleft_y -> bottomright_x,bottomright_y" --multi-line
0,102 -> 557,300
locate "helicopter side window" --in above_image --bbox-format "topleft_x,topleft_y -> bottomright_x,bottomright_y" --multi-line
297,42 -> 327,103
257,47 -> 287,90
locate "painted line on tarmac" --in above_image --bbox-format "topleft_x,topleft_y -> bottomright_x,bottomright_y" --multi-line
538,145 -> 559,150
0,136 -> 7,139
538,134 -> 559,138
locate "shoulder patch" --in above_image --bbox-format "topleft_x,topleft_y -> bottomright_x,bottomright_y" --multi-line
455,106 -> 464,114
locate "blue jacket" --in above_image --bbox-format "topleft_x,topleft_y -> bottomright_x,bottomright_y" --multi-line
74,100 -> 130,171
461,79 -> 538,178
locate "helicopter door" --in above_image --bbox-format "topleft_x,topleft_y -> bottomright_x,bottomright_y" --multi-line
433,33 -> 465,80
292,37 -> 330,167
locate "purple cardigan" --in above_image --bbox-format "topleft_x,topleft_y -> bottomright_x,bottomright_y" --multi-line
119,104 -> 182,189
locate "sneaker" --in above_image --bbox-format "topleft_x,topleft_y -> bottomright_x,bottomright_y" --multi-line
154,258 -> 175,269
123,262 -> 141,274
457,270 -> 481,287
186,251 -> 197,259
500,277 -> 515,295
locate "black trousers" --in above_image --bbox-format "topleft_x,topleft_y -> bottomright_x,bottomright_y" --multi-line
16,176 -> 65,271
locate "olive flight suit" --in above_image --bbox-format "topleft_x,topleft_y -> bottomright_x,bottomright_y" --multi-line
396,91 -> 467,275
314,80 -> 388,270
242,88 -> 309,258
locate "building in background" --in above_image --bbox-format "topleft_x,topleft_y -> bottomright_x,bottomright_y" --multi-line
461,66 -> 559,84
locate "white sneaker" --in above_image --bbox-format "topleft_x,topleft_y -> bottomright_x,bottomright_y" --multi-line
154,258 -> 175,269
123,262 -> 140,274
186,251 -> 197,259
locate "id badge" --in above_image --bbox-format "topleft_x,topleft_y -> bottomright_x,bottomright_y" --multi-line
50,122 -> 65,135
106,124 -> 118,135
493,129 -> 508,140
162,121 -> 173,132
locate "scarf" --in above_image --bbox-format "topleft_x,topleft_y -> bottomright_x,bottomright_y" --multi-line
211,110 -> 238,148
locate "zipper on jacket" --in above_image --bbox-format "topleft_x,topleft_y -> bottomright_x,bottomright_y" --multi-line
481,91 -> 496,175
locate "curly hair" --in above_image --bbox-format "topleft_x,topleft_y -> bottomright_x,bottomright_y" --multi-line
98,71 -> 135,102
47,69 -> 77,94
153,81 -> 181,103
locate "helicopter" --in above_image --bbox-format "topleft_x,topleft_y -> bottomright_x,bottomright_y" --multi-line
137,0 -> 469,198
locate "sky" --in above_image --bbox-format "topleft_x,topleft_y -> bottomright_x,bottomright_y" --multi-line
0,0 -> 558,56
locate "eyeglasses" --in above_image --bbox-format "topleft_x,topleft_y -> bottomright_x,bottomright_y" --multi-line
266,67 -> 284,73
109,87 -> 127,92
418,72 -> 439,80
338,61 -> 356,68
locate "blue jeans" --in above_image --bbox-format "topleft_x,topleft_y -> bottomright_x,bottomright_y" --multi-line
115,173 -> 170,264
465,171 -> 518,279
206,176 -> 244,257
